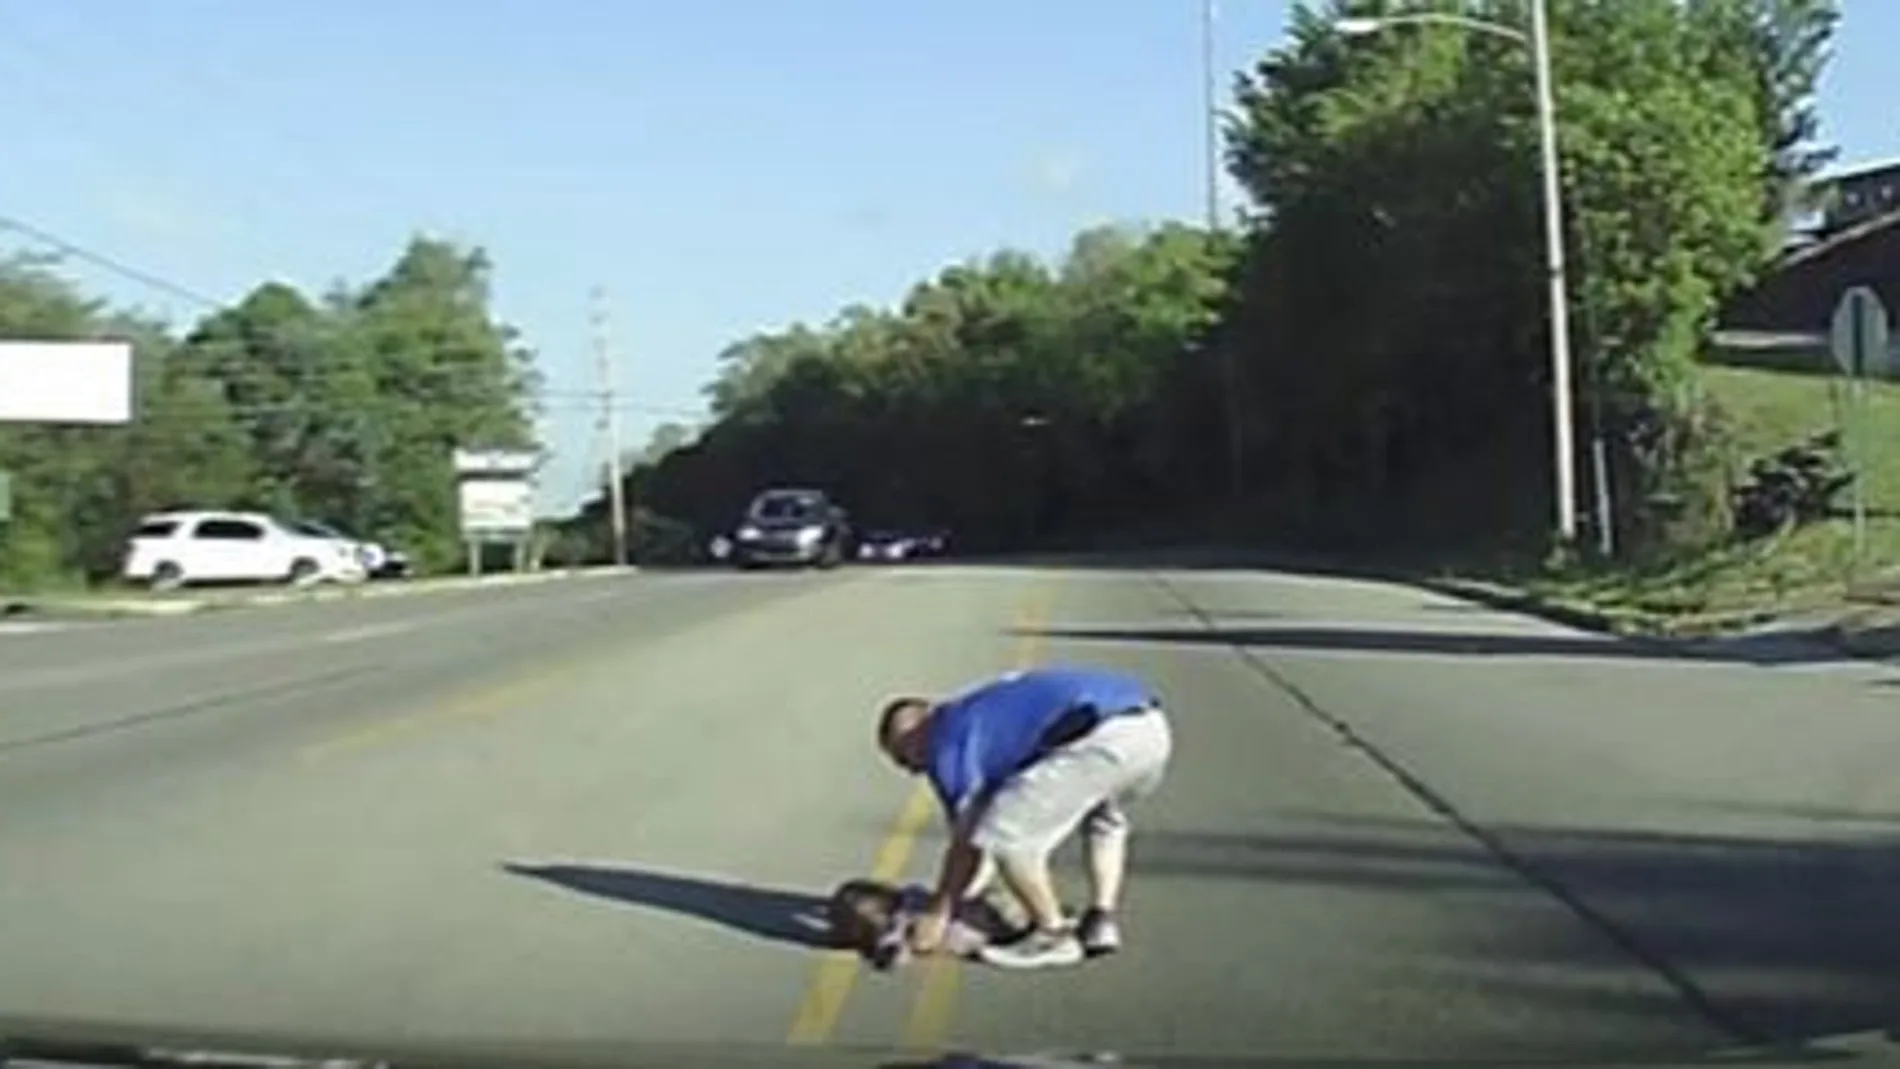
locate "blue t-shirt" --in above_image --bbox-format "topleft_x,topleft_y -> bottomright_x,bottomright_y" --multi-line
923,665 -> 1155,820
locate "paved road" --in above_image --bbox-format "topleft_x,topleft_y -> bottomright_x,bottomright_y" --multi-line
3,563 -> 1900,1065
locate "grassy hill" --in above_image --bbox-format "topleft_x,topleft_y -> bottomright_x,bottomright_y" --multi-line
1535,356 -> 1900,619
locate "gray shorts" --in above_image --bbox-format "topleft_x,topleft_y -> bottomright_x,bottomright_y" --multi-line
969,707 -> 1174,859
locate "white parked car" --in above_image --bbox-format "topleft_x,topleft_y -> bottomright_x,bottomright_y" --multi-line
284,518 -> 390,576
121,510 -> 370,591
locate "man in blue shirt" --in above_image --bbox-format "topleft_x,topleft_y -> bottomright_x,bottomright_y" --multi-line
875,663 -> 1175,969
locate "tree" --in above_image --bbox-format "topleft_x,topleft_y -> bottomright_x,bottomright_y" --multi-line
1217,0 -> 1835,556
598,224 -> 1234,555
338,237 -> 540,570
0,233 -> 540,588
1,0 -> 1842,583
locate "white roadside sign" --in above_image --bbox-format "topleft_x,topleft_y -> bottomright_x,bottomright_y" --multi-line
458,477 -> 534,536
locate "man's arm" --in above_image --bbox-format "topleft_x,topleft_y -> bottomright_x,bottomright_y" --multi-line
909,802 -> 984,954
929,809 -> 985,910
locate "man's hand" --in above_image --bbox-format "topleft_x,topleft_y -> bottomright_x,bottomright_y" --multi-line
907,903 -> 951,955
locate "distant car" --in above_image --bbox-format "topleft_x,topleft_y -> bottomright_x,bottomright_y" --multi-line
856,528 -> 948,562
121,510 -> 369,591
856,530 -> 920,562
729,488 -> 851,569
917,530 -> 950,557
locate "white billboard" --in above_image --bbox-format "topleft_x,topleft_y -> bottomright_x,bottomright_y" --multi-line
458,477 -> 534,536
0,341 -> 132,424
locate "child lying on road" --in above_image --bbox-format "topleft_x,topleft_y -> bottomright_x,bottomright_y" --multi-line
826,877 -> 1024,970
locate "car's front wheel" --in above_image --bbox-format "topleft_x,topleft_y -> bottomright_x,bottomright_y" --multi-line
287,558 -> 322,586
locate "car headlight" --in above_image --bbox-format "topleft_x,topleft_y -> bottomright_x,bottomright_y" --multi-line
796,525 -> 824,544
737,525 -> 761,540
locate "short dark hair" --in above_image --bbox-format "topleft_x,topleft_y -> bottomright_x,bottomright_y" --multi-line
876,695 -> 931,748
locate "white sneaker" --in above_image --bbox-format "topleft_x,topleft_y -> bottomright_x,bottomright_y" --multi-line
978,927 -> 1085,970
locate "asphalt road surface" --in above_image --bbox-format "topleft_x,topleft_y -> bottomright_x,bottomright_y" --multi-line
4,562 -> 1900,1065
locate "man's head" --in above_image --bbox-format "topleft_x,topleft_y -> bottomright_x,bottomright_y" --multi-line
876,695 -> 935,773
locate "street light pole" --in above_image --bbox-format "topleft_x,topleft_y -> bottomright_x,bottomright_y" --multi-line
1335,4 -> 1578,548
1528,0 -> 1578,547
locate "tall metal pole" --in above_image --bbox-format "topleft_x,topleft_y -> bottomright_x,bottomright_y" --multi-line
1202,0 -> 1220,231
592,286 -> 629,566
1529,0 -> 1578,547
1204,0 -> 1246,501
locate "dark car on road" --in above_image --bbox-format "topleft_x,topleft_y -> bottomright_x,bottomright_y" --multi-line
855,528 -> 949,562
729,487 -> 851,569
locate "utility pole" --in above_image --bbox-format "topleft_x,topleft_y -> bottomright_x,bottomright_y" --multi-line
592,286 -> 628,566
1203,0 -> 1245,502
1202,0 -> 1220,232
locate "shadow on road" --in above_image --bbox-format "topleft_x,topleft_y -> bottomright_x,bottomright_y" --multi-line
957,549 -> 1408,580
501,861 -> 834,949
1133,813 -> 1900,1050
1015,622 -> 1853,668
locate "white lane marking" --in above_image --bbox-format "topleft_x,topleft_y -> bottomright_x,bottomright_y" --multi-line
0,621 -> 76,635
1,603 -> 509,694
319,620 -> 418,644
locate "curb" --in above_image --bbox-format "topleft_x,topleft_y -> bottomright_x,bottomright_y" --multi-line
1418,576 -> 1793,638
3,566 -> 640,620
1416,575 -> 1896,661
1416,577 -> 1654,635
1814,606 -> 1900,660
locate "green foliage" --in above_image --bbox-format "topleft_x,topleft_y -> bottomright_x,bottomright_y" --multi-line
7,0 -> 1846,586
555,0 -> 1839,570
0,237 -> 537,588
610,223 -> 1238,556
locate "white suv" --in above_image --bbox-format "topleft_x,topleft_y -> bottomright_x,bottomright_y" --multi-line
121,510 -> 370,591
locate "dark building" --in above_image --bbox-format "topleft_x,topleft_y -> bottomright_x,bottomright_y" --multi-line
1819,157 -> 1900,234
1715,160 -> 1900,370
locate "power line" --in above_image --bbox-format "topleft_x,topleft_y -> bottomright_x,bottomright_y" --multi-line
113,396 -> 702,420
0,211 -> 709,432
0,213 -> 227,311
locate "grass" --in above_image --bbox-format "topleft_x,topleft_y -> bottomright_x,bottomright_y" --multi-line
1521,357 -> 1900,624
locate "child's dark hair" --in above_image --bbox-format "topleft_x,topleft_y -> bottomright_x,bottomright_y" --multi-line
827,877 -> 904,954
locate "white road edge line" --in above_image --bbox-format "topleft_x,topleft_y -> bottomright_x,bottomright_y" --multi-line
318,621 -> 419,644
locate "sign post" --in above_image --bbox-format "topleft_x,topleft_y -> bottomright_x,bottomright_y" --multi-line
1828,286 -> 1890,569
452,448 -> 539,576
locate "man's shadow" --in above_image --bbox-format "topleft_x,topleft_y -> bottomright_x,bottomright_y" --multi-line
501,861 -> 838,949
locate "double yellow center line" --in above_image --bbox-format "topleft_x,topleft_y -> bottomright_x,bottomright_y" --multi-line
785,582 -> 1052,1051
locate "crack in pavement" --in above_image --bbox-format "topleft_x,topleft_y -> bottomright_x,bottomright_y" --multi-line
1147,572 -> 1768,1049
0,665 -> 385,757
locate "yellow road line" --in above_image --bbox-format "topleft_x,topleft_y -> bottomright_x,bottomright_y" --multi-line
297,579 -> 812,763
296,678 -> 526,762
295,633 -> 626,763
898,584 -> 1052,1052
784,579 -> 1056,1049
785,781 -> 935,1045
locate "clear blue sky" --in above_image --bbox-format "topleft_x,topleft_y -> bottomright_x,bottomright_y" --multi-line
0,1 -> 1893,516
